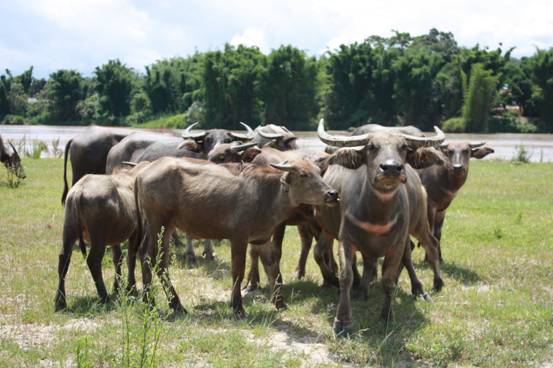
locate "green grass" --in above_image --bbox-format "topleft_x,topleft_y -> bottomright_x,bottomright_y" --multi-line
131,113 -> 188,129
1,159 -> 552,367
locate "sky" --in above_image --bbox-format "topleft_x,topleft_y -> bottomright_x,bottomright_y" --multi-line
1,0 -> 553,78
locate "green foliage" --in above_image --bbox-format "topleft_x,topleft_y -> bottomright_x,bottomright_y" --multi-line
512,145 -> 532,164
202,44 -> 265,128
260,45 -> 319,129
2,114 -> 25,125
46,69 -> 85,122
488,112 -> 537,133
94,59 -> 135,118
442,117 -> 466,132
133,113 -> 188,129
463,63 -> 498,132
530,48 -> 553,131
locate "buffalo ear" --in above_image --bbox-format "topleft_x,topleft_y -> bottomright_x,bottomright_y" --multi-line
240,147 -> 262,162
408,147 -> 446,169
327,147 -> 366,169
471,146 -> 494,159
178,139 -> 202,152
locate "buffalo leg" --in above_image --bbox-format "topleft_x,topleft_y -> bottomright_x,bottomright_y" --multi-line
314,233 -> 339,287
333,240 -> 354,337
156,226 -> 186,313
55,228 -> 77,310
126,232 -> 139,294
111,244 -> 123,295
230,239 -> 248,318
433,211 -> 446,262
184,235 -> 197,264
295,224 -> 313,279
245,246 -> 261,291
353,253 -> 377,300
402,240 -> 428,299
380,241 -> 406,323
255,241 -> 287,310
271,224 -> 285,285
203,240 -> 215,260
86,239 -> 108,303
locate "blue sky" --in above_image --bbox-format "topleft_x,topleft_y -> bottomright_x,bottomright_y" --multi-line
2,0 -> 552,78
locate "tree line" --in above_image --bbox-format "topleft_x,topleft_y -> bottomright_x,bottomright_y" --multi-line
1,29 -> 553,132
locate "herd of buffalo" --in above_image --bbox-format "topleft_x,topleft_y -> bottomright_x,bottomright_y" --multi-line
0,121 -> 494,336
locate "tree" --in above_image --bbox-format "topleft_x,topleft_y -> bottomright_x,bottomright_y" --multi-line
202,44 -> 265,128
46,70 -> 85,122
530,48 -> 553,131
463,63 -> 498,132
94,59 -> 135,118
260,45 -> 319,130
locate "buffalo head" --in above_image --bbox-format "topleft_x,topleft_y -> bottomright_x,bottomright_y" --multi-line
271,159 -> 339,207
180,122 -> 255,154
318,119 -> 444,194
439,142 -> 494,175
255,124 -> 298,150
207,142 -> 259,163
2,141 -> 26,179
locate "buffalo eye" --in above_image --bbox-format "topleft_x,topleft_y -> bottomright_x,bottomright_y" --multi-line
299,171 -> 308,178
399,143 -> 408,151
367,142 -> 376,151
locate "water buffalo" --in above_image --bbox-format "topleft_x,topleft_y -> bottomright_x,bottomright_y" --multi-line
316,119 -> 445,334
253,124 -> 298,150
134,157 -> 339,316
0,135 -> 25,179
244,146 -> 330,291
105,123 -> 255,262
54,162 -> 149,311
418,141 -> 494,261
61,126 -> 129,204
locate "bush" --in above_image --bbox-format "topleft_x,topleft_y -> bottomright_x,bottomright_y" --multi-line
442,117 -> 466,132
488,112 -> 538,133
134,113 -> 188,129
2,114 -> 25,125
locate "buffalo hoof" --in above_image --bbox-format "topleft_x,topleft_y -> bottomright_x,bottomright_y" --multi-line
420,292 -> 432,302
433,278 -> 444,292
243,282 -> 259,293
54,298 -> 67,312
233,307 -> 246,320
172,303 -> 188,315
380,308 -> 394,323
203,251 -> 215,261
274,299 -> 288,310
411,282 -> 424,298
186,253 -> 197,265
295,268 -> 305,280
352,287 -> 368,300
333,320 -> 353,338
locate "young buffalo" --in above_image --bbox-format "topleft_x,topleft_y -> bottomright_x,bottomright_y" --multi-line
134,157 -> 339,317
54,162 -> 148,310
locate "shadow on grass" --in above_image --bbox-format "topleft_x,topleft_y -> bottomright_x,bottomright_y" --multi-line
413,260 -> 481,284
63,295 -> 118,316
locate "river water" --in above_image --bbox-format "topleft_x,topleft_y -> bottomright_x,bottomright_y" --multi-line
1,125 -> 552,162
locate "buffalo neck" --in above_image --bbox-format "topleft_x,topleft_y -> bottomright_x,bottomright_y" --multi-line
356,169 -> 402,224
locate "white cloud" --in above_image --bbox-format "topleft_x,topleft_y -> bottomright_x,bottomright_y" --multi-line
230,28 -> 267,51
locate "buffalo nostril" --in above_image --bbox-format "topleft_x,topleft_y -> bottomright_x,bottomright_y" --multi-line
380,162 -> 403,174
325,190 -> 339,202
453,164 -> 464,171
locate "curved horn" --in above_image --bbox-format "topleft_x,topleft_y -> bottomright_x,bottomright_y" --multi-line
469,141 -> 486,149
270,161 -> 294,172
317,119 -> 372,147
229,122 -> 255,141
229,142 -> 257,154
258,125 -> 284,140
181,122 -> 207,140
8,142 -> 20,159
121,161 -> 138,167
400,126 -> 445,148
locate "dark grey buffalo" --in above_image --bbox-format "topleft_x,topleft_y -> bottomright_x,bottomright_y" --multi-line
418,141 -> 494,261
61,126 -> 129,204
253,124 -> 298,150
316,119 -> 445,335
134,157 -> 339,316
55,162 -> 149,310
0,134 -> 25,179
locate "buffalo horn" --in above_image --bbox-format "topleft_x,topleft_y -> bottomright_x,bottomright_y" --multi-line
8,142 -> 20,159
229,142 -> 257,154
258,125 -> 284,139
400,126 -> 445,148
317,119 -> 373,147
229,122 -> 255,141
270,161 -> 294,172
181,122 -> 207,140
469,142 -> 486,149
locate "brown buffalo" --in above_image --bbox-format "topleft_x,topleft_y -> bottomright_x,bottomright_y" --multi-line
418,141 -> 494,261
134,157 -> 338,317
316,119 -> 445,335
253,124 -> 298,150
54,162 -> 149,310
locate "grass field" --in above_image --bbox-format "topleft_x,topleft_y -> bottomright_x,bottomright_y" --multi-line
0,158 -> 552,367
